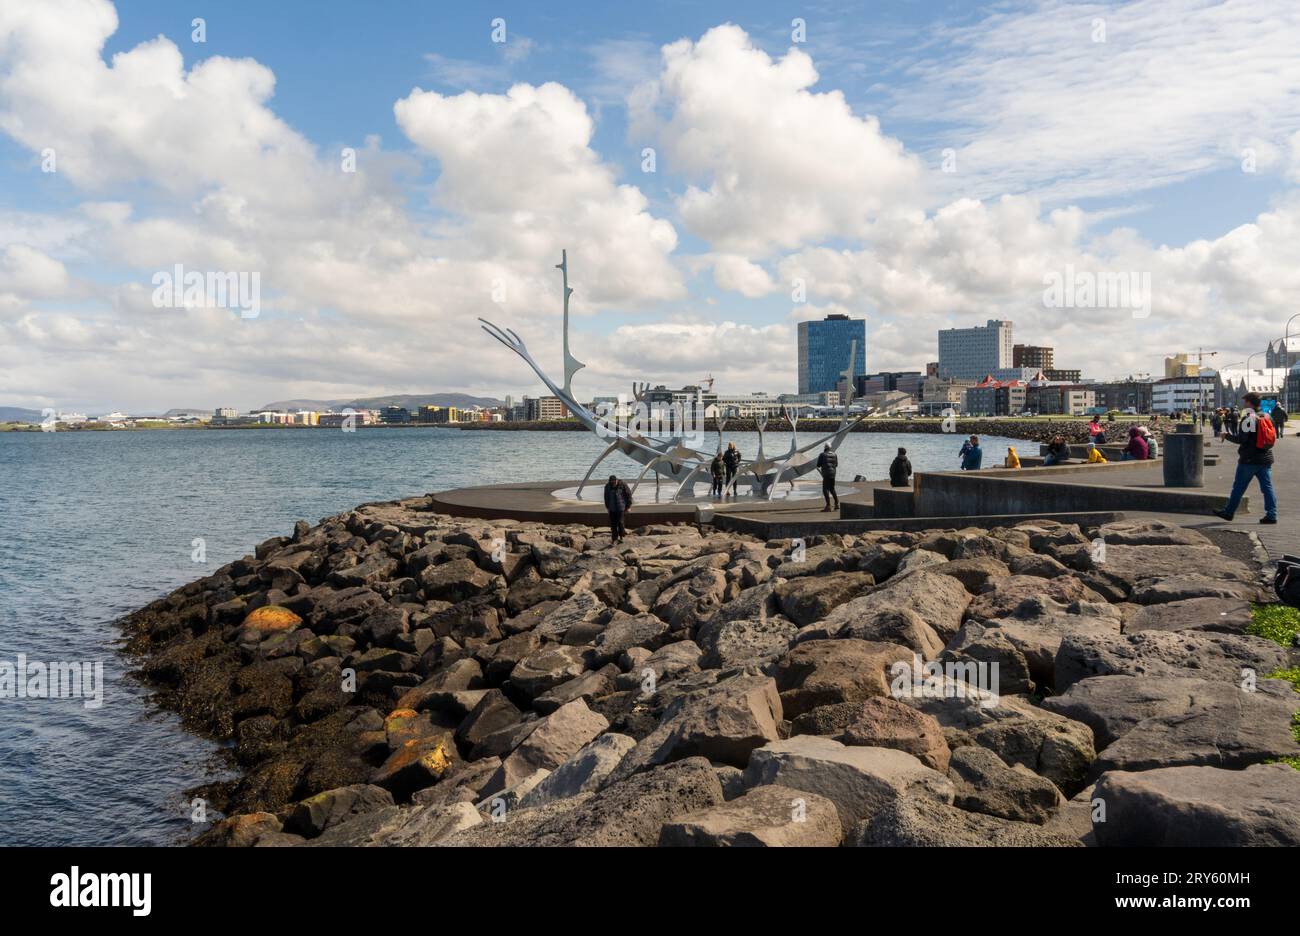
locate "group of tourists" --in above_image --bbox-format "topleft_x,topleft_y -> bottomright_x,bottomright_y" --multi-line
1210,404 -> 1287,440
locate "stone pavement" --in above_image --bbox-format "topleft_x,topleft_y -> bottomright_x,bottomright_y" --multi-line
1147,430 -> 1294,563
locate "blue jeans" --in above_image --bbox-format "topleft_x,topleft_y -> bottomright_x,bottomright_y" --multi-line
1224,463 -> 1277,519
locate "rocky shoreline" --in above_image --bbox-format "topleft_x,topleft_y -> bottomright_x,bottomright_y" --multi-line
121,500 -> 1300,847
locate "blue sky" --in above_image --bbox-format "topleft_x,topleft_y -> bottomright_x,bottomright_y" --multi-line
2,0 -> 1299,411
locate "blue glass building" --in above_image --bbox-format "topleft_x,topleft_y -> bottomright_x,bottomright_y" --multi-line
797,314 -> 866,395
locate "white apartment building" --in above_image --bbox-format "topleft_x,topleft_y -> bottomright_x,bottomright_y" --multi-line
937,320 -> 1014,379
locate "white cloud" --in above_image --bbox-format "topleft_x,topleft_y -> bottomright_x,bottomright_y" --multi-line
634,24 -> 926,256
889,0 -> 1300,202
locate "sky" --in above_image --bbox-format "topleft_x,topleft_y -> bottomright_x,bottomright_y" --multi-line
2,0 -> 1300,412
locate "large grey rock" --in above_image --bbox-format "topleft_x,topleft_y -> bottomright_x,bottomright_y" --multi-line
940,622 -> 1034,695
284,784 -> 395,838
947,745 -> 1064,824
773,638 -> 913,719
1096,519 -> 1214,547
1054,630 -> 1292,693
820,569 -> 971,642
309,801 -> 482,846
509,645 -> 590,698
979,598 -> 1122,690
775,572 -> 876,626
699,615 -> 798,669
613,639 -> 702,692
533,591 -> 606,640
1093,763 -> 1300,846
482,699 -> 609,795
1121,597 -> 1253,635
613,673 -> 784,776
1044,675 -> 1300,775
439,757 -> 725,847
659,784 -> 843,847
519,733 -> 636,807
965,575 -> 1107,623
654,569 -> 730,630
902,690 -> 1096,795
834,696 -> 951,772
856,795 -> 1082,847
590,613 -> 670,666
743,736 -> 954,837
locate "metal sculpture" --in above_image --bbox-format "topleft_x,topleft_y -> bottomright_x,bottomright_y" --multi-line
479,252 -> 869,500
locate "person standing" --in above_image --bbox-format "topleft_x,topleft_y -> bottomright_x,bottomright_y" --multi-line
889,447 -> 912,487
723,442 -> 741,496
603,474 -> 633,543
709,450 -> 725,498
960,436 -> 983,470
1215,392 -> 1278,524
1211,409 -> 1223,439
1226,407 -> 1240,435
816,444 -> 839,511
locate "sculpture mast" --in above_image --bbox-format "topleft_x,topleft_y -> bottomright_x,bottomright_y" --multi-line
557,250 -> 585,398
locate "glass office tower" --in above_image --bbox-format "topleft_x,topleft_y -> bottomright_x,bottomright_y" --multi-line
797,314 -> 866,395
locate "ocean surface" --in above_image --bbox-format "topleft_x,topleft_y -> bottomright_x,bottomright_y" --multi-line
0,426 -> 1020,845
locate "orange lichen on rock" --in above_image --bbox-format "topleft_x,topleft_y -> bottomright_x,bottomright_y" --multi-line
242,605 -> 303,632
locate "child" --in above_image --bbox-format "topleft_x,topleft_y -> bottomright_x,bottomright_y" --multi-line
1004,446 -> 1021,468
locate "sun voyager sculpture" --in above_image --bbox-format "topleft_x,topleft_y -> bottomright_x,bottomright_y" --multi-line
480,251 -> 869,502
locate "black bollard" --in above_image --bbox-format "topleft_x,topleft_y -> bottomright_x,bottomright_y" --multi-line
1162,424 -> 1204,487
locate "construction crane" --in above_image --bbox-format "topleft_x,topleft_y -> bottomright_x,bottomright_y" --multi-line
1169,349 -> 1219,414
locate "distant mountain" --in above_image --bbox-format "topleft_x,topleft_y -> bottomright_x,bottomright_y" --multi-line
0,406 -> 42,423
259,392 -> 502,412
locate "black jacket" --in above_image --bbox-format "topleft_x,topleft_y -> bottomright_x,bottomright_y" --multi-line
710,454 -> 725,477
889,455 -> 912,487
723,448 -> 740,471
817,450 -> 838,478
1274,407 -> 1289,429
1224,412 -> 1274,466
604,481 -> 633,512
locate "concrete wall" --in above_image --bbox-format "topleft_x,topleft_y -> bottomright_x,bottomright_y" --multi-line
891,470 -> 1236,518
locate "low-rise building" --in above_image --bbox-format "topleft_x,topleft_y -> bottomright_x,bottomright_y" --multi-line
964,376 -> 1027,416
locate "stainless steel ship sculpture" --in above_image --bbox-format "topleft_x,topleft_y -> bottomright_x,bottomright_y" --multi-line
479,251 -> 869,501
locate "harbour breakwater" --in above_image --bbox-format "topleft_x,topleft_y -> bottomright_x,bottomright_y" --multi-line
120,498 -> 1300,847
455,418 -> 1160,446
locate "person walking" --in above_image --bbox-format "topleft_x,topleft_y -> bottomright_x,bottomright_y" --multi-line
889,447 -> 912,487
1211,409 -> 1223,439
709,450 -> 725,498
816,444 -> 839,511
603,474 -> 633,544
1214,392 -> 1278,524
960,435 -> 983,470
1226,407 -> 1240,435
723,442 -> 741,496
1273,403 -> 1289,438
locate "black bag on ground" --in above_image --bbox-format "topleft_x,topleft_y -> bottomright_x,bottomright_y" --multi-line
1273,555 -> 1300,609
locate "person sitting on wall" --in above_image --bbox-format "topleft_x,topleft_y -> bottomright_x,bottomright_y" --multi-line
1004,446 -> 1021,468
1121,425 -> 1150,460
1043,435 -> 1070,466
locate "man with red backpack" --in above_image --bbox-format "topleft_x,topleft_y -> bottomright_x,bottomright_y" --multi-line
1213,392 -> 1278,524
